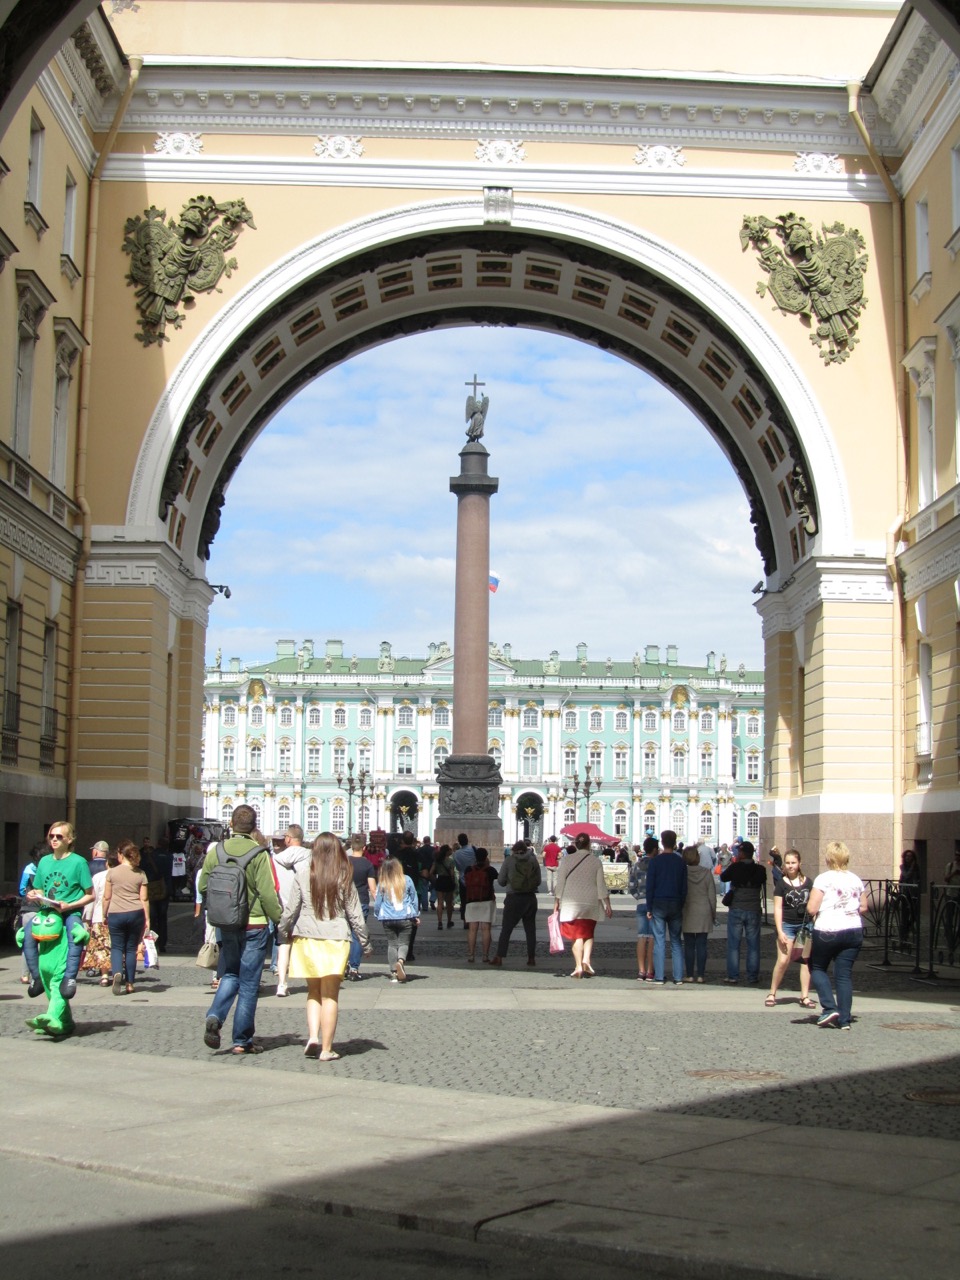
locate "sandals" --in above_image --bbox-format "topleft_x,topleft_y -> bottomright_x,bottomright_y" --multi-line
582,964 -> 595,977
231,1043 -> 263,1055
799,997 -> 817,1008
99,976 -> 111,987
765,994 -> 777,1006
318,1050 -> 340,1061
304,1042 -> 320,1059
570,970 -> 583,979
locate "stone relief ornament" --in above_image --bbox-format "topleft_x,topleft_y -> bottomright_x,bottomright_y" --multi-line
313,136 -> 364,160
793,152 -> 842,176
739,212 -> 868,365
123,195 -> 256,345
634,144 -> 685,170
475,139 -> 526,165
154,132 -> 203,158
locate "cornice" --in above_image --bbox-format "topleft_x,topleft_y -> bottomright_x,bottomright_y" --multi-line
84,541 -> 213,623
37,68 -> 97,176
756,556 -> 892,636
872,14 -> 955,150
122,66 -> 890,155
897,515 -> 960,601
892,66 -> 960,197
102,152 -> 887,202
0,485 -> 79,583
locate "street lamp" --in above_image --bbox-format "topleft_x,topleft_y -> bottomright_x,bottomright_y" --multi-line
357,767 -> 369,836
375,787 -> 385,829
582,763 -> 602,820
335,758 -> 357,834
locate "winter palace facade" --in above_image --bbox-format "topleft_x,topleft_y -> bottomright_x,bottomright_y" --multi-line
201,640 -> 764,847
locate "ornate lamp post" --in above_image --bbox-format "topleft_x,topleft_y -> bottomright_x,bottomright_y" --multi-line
375,787 -> 385,829
581,763 -> 602,821
356,767 -> 369,835
335,758 -> 357,834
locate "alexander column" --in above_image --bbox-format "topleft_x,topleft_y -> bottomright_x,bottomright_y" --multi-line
434,378 -> 505,852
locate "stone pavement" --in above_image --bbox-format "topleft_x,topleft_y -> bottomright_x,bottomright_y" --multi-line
1,897 -> 959,1279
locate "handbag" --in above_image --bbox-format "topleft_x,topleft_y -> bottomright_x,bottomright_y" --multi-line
196,939 -> 220,969
547,908 -> 564,954
791,922 -> 812,962
721,890 -> 734,908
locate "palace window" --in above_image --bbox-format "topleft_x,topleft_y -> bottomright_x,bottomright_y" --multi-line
220,802 -> 232,824
221,742 -> 235,772
333,744 -> 346,774
700,807 -> 714,839
731,750 -> 739,781
699,748 -> 714,779
248,745 -> 263,774
564,710 -> 577,731
746,715 -> 760,737
614,807 -> 627,836
359,706 -> 373,728
434,705 -> 449,727
397,744 -> 413,775
644,710 -> 657,732
306,804 -> 320,832
672,804 -> 685,838
614,749 -> 628,778
731,808 -> 739,838
358,745 -> 372,772
746,751 -> 760,783
521,745 -> 539,777
700,710 -> 714,733
249,704 -> 264,727
672,747 -> 685,779
643,747 -> 657,778
673,710 -> 686,732
279,705 -> 293,727
488,705 -> 503,728
307,706 -> 321,727
589,710 -> 603,731
522,707 -> 539,729
306,745 -> 320,774
278,744 -> 292,773
615,710 -> 628,733
643,807 -> 656,835
746,809 -> 760,839
333,706 -> 347,727
331,802 -> 345,834
489,741 -> 502,768
563,806 -> 576,825
433,743 -> 449,770
277,802 -> 291,828
250,803 -> 261,827
222,705 -> 236,727
589,748 -> 602,774
397,705 -> 414,727
563,747 -> 578,776
359,804 -> 370,832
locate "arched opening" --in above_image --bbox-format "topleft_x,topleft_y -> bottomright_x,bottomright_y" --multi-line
514,791 -> 544,846
390,790 -> 419,836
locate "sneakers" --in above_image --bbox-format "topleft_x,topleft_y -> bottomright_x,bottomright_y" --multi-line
60,977 -> 77,1001
345,968 -> 360,982
275,983 -> 288,997
817,1010 -> 840,1028
112,973 -> 123,996
27,975 -> 44,999
696,976 -> 705,983
203,1015 -> 222,1049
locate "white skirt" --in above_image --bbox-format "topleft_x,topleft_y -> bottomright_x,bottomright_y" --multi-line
464,900 -> 496,924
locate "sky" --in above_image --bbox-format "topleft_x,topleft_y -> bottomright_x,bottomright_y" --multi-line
205,325 -> 765,671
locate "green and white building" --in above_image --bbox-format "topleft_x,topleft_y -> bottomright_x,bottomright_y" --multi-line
202,639 -> 764,848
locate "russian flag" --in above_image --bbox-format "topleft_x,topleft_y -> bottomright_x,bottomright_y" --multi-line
489,570 -> 500,594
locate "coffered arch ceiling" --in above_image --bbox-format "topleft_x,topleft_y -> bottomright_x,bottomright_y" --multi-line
128,199 -> 850,587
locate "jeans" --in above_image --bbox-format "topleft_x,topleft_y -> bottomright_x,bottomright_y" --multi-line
726,907 -> 761,982
683,931 -> 708,979
207,924 -> 271,1048
348,905 -> 370,970
545,867 -> 558,896
107,909 -> 145,982
650,899 -> 684,982
809,927 -> 863,1027
496,892 -> 538,959
22,909 -> 84,983
381,919 -> 415,967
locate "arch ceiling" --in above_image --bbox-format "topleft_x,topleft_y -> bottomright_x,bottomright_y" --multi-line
128,199 -> 850,586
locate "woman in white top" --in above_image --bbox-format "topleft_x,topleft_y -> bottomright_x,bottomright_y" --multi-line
806,840 -> 868,1030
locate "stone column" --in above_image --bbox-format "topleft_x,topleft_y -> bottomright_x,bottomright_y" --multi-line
435,440 -> 504,850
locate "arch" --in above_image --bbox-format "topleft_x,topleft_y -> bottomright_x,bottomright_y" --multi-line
125,198 -> 851,586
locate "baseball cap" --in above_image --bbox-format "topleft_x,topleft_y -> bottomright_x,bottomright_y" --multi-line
92,840 -> 110,853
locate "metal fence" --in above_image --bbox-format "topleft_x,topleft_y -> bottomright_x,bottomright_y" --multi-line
922,883 -> 960,983
863,879 -> 923,974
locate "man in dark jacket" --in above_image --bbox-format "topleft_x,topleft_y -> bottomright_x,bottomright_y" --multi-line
645,828 -> 687,984
720,839 -> 766,984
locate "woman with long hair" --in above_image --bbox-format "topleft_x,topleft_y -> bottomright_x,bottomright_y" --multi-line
278,832 -> 370,1060
430,843 -> 456,929
102,840 -> 149,995
766,848 -> 815,1008
374,855 -> 420,982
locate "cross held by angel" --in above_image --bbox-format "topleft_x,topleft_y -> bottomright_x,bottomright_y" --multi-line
465,374 -> 489,440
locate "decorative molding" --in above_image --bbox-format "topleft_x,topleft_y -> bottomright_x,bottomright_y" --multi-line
101,153 -> 888,202
23,201 -> 49,242
37,68 -> 97,177
887,55 -> 960,195
634,143 -> 685,170
84,542 -> 213,623
0,225 -> 18,272
60,253 -> 81,287
793,152 -> 842,175
0,495 -> 77,583
898,518 -> 960,602
909,271 -> 932,304
756,557 -> 892,636
935,292 -> 960,362
902,334 -> 937,391
313,135 -> 364,160
154,132 -> 204,158
15,269 -> 56,332
483,186 -> 513,224
475,139 -> 525,164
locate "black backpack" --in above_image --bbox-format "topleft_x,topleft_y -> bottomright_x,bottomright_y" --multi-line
205,842 -> 266,929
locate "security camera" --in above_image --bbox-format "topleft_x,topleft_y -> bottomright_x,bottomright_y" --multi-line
223,586 -> 231,599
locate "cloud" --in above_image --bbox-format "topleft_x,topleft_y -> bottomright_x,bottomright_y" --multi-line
208,328 -> 764,670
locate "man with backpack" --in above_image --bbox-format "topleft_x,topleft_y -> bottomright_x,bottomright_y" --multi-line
197,804 -> 281,1055
491,839 -> 542,967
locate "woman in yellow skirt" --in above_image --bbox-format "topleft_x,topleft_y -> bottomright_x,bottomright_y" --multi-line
278,832 -> 371,1060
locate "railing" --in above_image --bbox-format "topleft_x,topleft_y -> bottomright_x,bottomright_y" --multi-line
922,883 -> 960,982
40,704 -> 57,740
2,689 -> 20,733
863,879 -> 923,974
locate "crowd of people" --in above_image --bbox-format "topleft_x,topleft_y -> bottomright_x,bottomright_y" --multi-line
13,812 -> 894,1051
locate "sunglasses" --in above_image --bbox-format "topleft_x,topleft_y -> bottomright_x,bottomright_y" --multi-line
49,833 -> 67,841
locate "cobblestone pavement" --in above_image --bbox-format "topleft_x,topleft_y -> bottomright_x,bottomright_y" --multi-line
3,899 -> 959,1141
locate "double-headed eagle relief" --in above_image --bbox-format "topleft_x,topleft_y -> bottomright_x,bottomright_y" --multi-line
740,213 -> 868,365
122,195 -> 256,345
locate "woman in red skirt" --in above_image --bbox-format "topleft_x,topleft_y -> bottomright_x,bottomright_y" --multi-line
554,833 -> 612,978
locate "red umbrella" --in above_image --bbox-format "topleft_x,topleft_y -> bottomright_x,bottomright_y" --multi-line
559,822 -> 620,846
